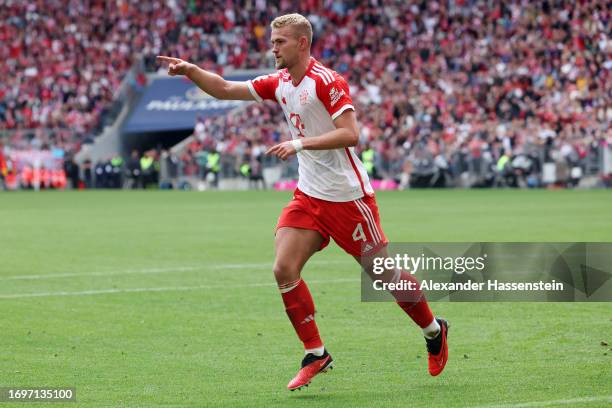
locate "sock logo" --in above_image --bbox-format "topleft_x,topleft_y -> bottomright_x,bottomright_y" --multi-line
300,314 -> 314,325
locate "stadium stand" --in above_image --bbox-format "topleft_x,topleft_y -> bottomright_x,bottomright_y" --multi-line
0,1 -> 610,190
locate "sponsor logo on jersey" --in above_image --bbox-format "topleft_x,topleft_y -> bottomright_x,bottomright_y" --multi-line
329,87 -> 346,107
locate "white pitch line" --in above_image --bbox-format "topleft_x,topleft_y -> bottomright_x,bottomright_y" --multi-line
470,395 -> 612,408
0,266 -> 203,281
0,278 -> 360,299
0,260 -> 351,281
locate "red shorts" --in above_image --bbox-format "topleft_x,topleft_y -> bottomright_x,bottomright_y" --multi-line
276,189 -> 388,257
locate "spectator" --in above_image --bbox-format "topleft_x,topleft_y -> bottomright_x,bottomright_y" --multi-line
1,1 -> 609,189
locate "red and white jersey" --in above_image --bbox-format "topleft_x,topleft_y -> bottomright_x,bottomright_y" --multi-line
247,57 -> 374,202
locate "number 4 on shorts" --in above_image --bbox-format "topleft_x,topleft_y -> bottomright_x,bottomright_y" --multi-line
352,223 -> 366,242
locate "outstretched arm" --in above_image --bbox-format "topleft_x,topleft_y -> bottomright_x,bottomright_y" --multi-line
157,56 -> 254,101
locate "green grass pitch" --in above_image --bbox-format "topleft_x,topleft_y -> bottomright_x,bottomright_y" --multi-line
1,190 -> 611,407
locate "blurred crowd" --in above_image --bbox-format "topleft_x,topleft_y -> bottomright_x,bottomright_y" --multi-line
0,0 -> 151,150
1,0 -> 610,189
164,0 -> 612,188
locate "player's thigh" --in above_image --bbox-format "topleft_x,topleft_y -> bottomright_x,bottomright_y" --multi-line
324,196 -> 388,258
273,227 -> 325,284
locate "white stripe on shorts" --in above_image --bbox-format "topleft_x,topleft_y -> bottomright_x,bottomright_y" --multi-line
354,199 -> 381,243
356,199 -> 383,243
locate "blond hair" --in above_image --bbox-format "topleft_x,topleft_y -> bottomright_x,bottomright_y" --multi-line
270,13 -> 313,46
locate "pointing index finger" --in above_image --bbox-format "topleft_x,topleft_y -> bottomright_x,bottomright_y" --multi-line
156,56 -> 181,65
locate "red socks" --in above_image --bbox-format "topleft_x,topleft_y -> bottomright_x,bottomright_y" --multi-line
279,272 -> 433,351
392,271 -> 435,328
279,279 -> 323,350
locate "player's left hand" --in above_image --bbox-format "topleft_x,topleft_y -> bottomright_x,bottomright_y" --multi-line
265,141 -> 297,161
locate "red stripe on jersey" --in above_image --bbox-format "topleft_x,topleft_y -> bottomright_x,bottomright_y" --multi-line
344,147 -> 366,196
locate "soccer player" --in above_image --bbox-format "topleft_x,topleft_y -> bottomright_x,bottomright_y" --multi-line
157,13 -> 449,391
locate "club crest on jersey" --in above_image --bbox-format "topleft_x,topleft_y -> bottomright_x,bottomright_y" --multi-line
329,87 -> 346,107
299,89 -> 309,106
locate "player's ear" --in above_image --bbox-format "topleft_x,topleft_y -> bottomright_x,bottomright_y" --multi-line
298,35 -> 309,51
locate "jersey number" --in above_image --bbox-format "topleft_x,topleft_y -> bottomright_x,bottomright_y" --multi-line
352,223 -> 366,242
289,113 -> 306,138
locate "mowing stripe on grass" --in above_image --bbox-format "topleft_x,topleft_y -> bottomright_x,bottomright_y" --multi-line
470,395 -> 612,408
0,277 -> 361,299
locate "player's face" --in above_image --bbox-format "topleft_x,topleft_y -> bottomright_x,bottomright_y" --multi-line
271,27 -> 300,69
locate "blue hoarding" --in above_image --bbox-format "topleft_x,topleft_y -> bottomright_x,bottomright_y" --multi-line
123,74 -> 261,133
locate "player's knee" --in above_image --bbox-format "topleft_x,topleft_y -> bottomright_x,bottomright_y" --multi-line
272,261 -> 300,285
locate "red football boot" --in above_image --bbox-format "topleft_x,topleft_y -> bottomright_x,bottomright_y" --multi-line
287,350 -> 334,391
426,318 -> 449,376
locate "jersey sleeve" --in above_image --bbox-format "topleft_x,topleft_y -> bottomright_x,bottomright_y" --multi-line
247,73 -> 279,102
315,72 -> 354,120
